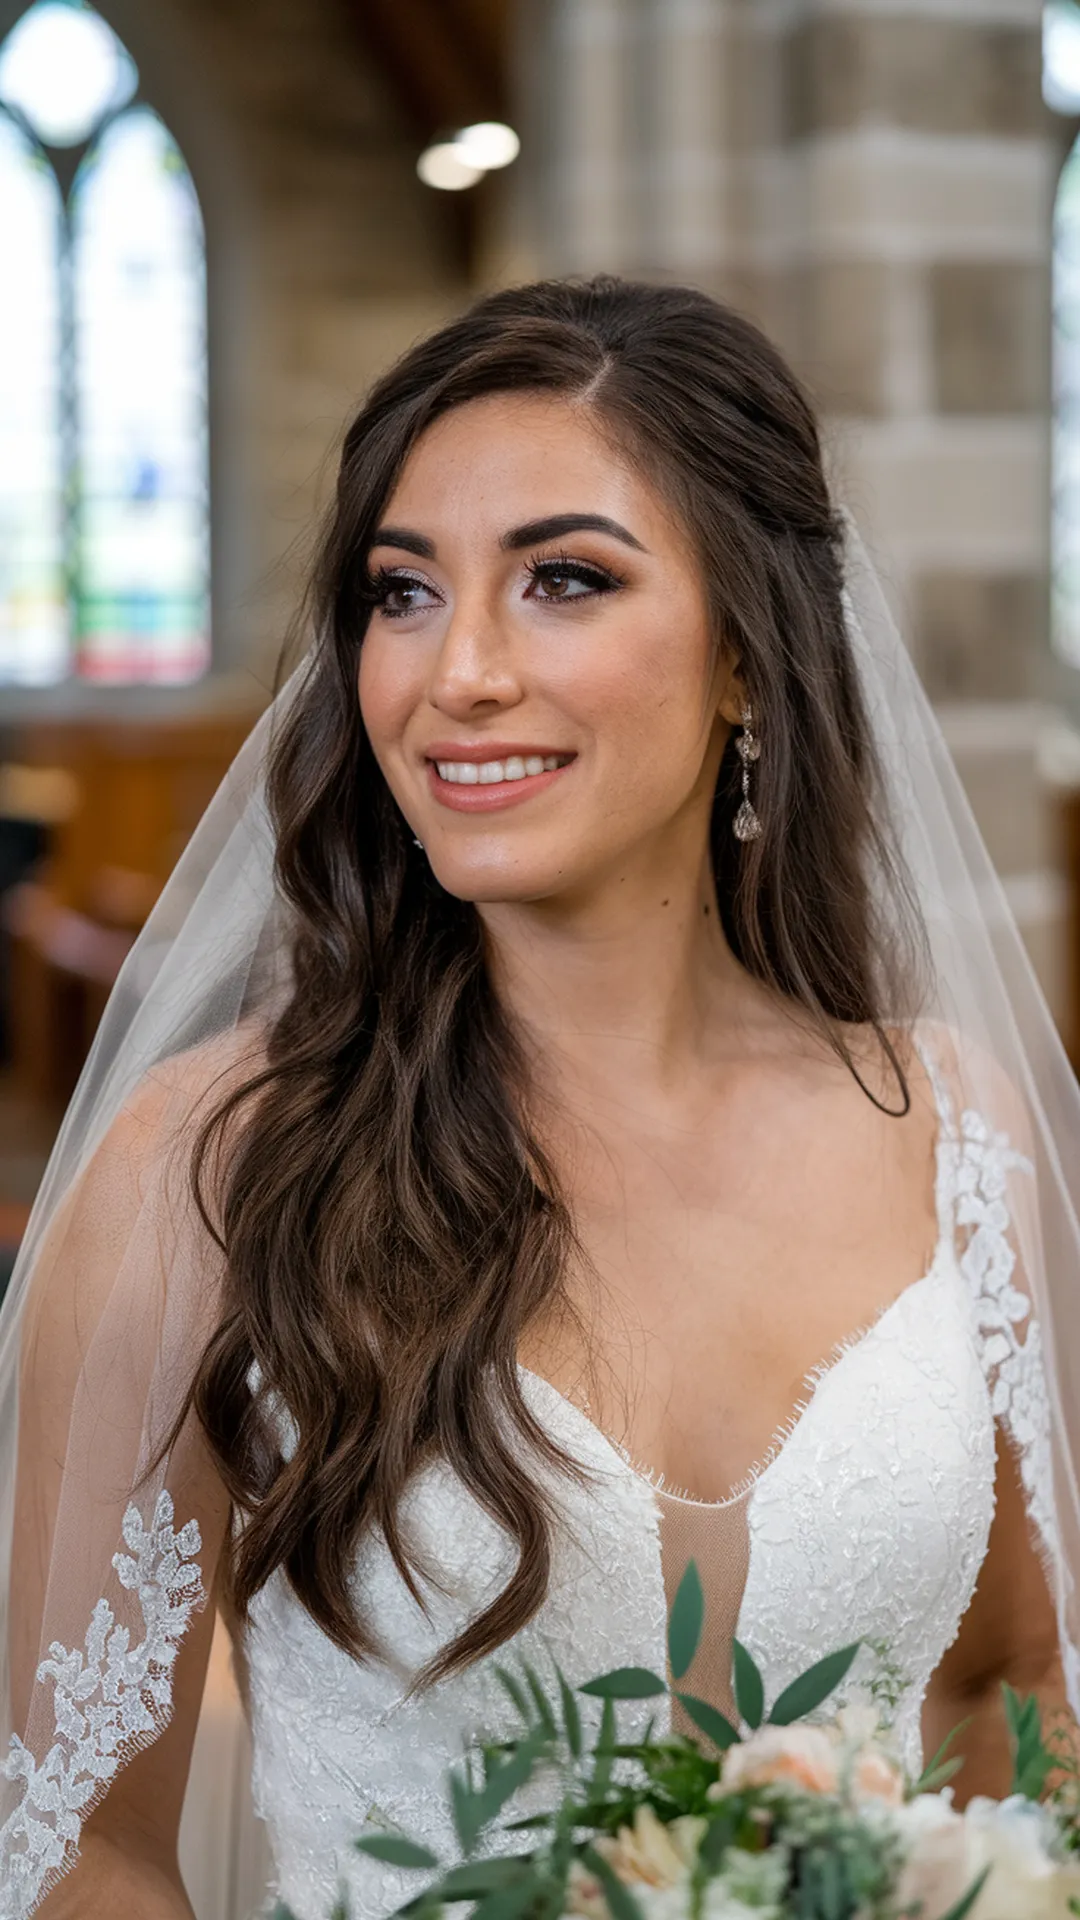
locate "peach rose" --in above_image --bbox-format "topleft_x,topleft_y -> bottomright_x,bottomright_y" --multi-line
849,1741 -> 905,1806
715,1724 -> 840,1797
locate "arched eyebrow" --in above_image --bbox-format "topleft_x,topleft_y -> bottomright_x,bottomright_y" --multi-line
501,514 -> 647,553
369,513 -> 648,560
370,527 -> 436,559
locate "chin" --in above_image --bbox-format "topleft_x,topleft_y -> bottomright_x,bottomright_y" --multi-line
426,847 -> 576,907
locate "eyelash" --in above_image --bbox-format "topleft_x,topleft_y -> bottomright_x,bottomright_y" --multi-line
522,552 -> 626,600
362,553 -> 626,620
363,567 -> 432,619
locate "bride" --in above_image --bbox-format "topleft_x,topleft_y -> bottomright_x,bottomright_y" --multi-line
3,275 -> 1080,1920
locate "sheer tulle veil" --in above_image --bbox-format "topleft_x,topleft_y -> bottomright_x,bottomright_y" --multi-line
0,516 -> 1079,1917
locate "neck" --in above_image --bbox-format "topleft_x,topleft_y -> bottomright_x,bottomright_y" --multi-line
480,843 -> 753,1103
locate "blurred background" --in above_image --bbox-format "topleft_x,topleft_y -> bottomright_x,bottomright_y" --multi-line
1,0 -> 1079,1290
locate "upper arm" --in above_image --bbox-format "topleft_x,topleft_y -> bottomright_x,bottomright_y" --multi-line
918,1020 -> 1074,1789
924,1428 -> 1065,1802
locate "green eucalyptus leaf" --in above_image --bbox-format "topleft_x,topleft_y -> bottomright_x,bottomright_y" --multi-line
937,1866 -> 992,1920
732,1640 -> 764,1730
768,1643 -> 860,1726
698,1809 -> 738,1874
522,1661 -> 559,1738
449,1768 -> 480,1857
354,1835 -> 439,1871
592,1695 -> 617,1796
814,1846 -> 846,1920
493,1666 -> 531,1723
1003,1683 -> 1054,1801
674,1690 -> 741,1751
581,1845 -> 646,1920
667,1559 -> 704,1682
556,1664 -> 583,1758
472,1869 -> 547,1920
918,1754 -> 965,1793
580,1667 -> 668,1700
914,1718 -> 971,1796
463,1730 -> 549,1845
437,1859 -> 535,1899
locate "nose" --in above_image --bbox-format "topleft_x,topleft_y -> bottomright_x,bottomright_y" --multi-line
427,595 -> 524,720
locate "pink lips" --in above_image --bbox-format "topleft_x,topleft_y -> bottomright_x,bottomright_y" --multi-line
424,747 -> 575,813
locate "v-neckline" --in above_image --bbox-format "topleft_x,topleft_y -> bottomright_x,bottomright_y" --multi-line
517,1242 -> 953,1512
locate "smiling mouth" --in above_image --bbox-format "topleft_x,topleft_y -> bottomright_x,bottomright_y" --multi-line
425,751 -> 576,812
432,753 -> 573,786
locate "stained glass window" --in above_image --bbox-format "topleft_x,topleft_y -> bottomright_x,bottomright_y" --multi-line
0,111 -> 65,684
0,1 -> 209,686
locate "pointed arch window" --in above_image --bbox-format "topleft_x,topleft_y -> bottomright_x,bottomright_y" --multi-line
0,1 -> 209,685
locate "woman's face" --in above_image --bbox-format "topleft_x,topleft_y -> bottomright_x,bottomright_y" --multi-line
358,393 -> 741,907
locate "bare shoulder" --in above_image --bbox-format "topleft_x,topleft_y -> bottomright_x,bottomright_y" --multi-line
119,1017 -> 273,1145
47,1019 -> 275,1234
747,999 -> 940,1132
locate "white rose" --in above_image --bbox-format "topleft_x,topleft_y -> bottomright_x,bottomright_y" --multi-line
962,1795 -> 1080,1919
893,1791 -> 1080,1919
893,1792 -> 977,1917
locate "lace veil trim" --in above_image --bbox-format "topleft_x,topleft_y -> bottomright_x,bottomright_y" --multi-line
0,1491 -> 204,1919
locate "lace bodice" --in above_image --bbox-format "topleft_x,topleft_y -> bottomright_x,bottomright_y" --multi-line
0,1039 -> 1052,1920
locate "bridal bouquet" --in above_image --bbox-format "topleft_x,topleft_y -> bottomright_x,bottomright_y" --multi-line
283,1562 -> 1080,1920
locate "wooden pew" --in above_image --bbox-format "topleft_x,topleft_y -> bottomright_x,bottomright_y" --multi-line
3,716 -> 258,1109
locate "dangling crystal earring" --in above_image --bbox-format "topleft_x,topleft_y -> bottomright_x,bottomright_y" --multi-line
733,702 -> 762,842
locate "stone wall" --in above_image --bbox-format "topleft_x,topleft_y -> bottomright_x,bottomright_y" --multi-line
510,0 -> 1071,1022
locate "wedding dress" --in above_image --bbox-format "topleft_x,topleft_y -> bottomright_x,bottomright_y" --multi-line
227,1033 -> 1039,1920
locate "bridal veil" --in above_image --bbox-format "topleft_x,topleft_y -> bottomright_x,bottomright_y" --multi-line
0,520 -> 1078,1917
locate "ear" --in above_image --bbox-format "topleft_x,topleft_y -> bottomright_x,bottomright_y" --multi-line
715,654 -> 748,729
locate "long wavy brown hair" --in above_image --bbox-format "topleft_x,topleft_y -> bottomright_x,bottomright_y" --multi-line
187,276 -> 925,1684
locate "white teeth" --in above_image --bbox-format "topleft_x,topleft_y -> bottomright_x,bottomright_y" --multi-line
434,755 -> 570,784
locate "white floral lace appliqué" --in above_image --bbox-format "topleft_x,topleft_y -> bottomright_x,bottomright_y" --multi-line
946,1106 -> 1056,1557
0,1490 -> 204,1919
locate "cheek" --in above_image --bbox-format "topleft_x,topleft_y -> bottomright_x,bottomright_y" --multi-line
357,634 -> 419,754
552,611 -> 717,755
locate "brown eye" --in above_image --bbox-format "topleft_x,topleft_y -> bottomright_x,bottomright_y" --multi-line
367,569 -> 440,618
525,558 -> 621,603
385,581 -> 421,613
542,570 -> 572,598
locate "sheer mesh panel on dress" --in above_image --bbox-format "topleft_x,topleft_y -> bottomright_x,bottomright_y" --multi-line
655,1485 -> 752,1729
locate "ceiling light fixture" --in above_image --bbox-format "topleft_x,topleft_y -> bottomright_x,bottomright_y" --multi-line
417,120 -> 520,192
